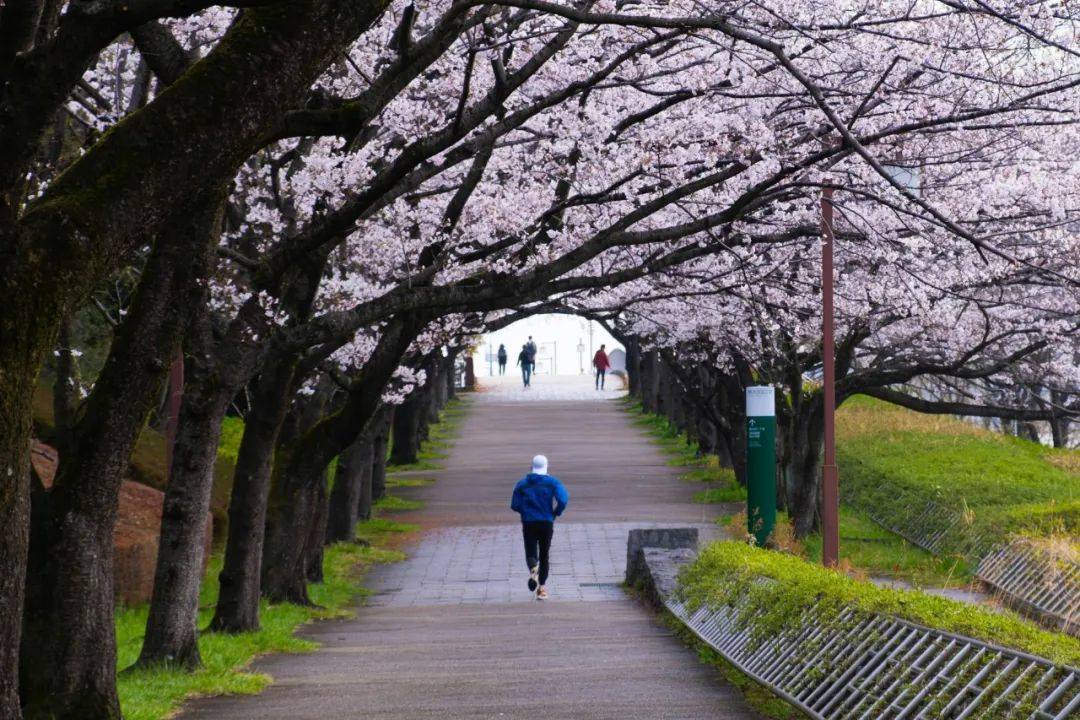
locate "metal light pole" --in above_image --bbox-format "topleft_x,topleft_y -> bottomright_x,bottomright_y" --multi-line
577,339 -> 585,374
821,186 -> 839,568
487,342 -> 493,376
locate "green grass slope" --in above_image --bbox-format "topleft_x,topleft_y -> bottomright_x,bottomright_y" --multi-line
838,396 -> 1079,553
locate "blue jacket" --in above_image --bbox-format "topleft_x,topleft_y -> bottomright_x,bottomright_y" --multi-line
511,473 -> 568,522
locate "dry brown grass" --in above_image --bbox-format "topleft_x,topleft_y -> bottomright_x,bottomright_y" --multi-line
837,399 -> 991,441
1046,451 -> 1080,476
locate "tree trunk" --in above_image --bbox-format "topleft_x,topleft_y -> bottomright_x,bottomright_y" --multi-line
326,431 -> 375,543
426,360 -> 443,425
626,338 -> 640,398
209,352 -> 299,633
371,410 -> 391,503
304,470 -> 328,584
261,318 -> 421,603
785,395 -> 825,539
20,203 -> 216,719
357,440 -> 375,523
51,318 -> 76,448
136,305 -> 232,669
0,316 -> 41,720
136,384 -> 224,668
390,391 -> 424,466
263,454 -> 325,604
257,375 -> 336,604
444,350 -> 459,400
1049,390 -> 1068,448
641,350 -> 660,413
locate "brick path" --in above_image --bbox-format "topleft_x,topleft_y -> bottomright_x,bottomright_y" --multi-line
182,381 -> 760,720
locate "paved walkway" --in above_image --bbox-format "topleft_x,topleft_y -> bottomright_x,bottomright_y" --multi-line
182,378 -> 759,720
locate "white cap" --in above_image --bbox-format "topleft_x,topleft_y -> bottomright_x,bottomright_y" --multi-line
531,454 -> 548,474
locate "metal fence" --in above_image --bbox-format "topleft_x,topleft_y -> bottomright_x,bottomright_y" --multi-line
667,593 -> 1079,719
853,492 -> 1078,636
978,541 -> 1080,637
858,492 -> 993,560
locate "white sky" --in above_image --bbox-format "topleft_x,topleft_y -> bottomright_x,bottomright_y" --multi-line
472,314 -> 623,376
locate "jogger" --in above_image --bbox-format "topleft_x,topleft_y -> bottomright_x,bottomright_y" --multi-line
510,454 -> 569,599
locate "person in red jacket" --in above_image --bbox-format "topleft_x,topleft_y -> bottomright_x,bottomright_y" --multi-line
592,344 -> 611,390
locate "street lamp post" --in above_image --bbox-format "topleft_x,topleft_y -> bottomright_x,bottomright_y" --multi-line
821,186 -> 839,568
577,339 -> 585,374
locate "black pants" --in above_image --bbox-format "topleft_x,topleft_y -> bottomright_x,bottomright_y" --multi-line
498,359 -> 506,375
595,367 -> 606,389
522,521 -> 554,585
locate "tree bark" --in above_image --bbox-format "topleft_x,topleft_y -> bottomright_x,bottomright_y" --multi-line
784,393 -> 825,539
390,389 -> 425,466
304,470 -> 329,584
209,351 -> 299,633
356,439 -> 375,523
1049,390 -> 1069,448
261,317 -> 421,604
326,429 -> 376,544
51,318 -> 76,449
20,202 -> 216,720
641,350 -> 660,413
425,359 -> 444,426
371,410 -> 391,503
135,298 -> 246,669
444,350 -> 459,400
0,302 -> 39,720
625,338 -> 640,398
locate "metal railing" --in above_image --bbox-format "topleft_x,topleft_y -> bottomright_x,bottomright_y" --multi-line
978,541 -> 1080,637
857,492 -> 992,560
853,492 -> 1078,636
667,593 -> 1079,719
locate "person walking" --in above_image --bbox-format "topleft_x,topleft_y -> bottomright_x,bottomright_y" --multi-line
525,336 -> 538,376
510,454 -> 568,600
517,344 -> 532,388
593,344 -> 611,390
497,344 -> 508,375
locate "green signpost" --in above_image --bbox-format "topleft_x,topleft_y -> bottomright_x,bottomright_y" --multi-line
746,386 -> 776,546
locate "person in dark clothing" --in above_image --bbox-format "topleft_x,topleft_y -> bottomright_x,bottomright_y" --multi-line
510,454 -> 569,600
497,344 -> 508,375
516,345 -> 531,387
593,344 -> 611,390
525,336 -> 538,375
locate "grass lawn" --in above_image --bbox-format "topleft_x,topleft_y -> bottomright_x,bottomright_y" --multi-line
837,396 -> 1080,556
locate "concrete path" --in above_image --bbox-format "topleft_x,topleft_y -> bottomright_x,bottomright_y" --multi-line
182,379 -> 759,720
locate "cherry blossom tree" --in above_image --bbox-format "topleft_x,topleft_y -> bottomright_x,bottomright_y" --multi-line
2,1 -> 1078,718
